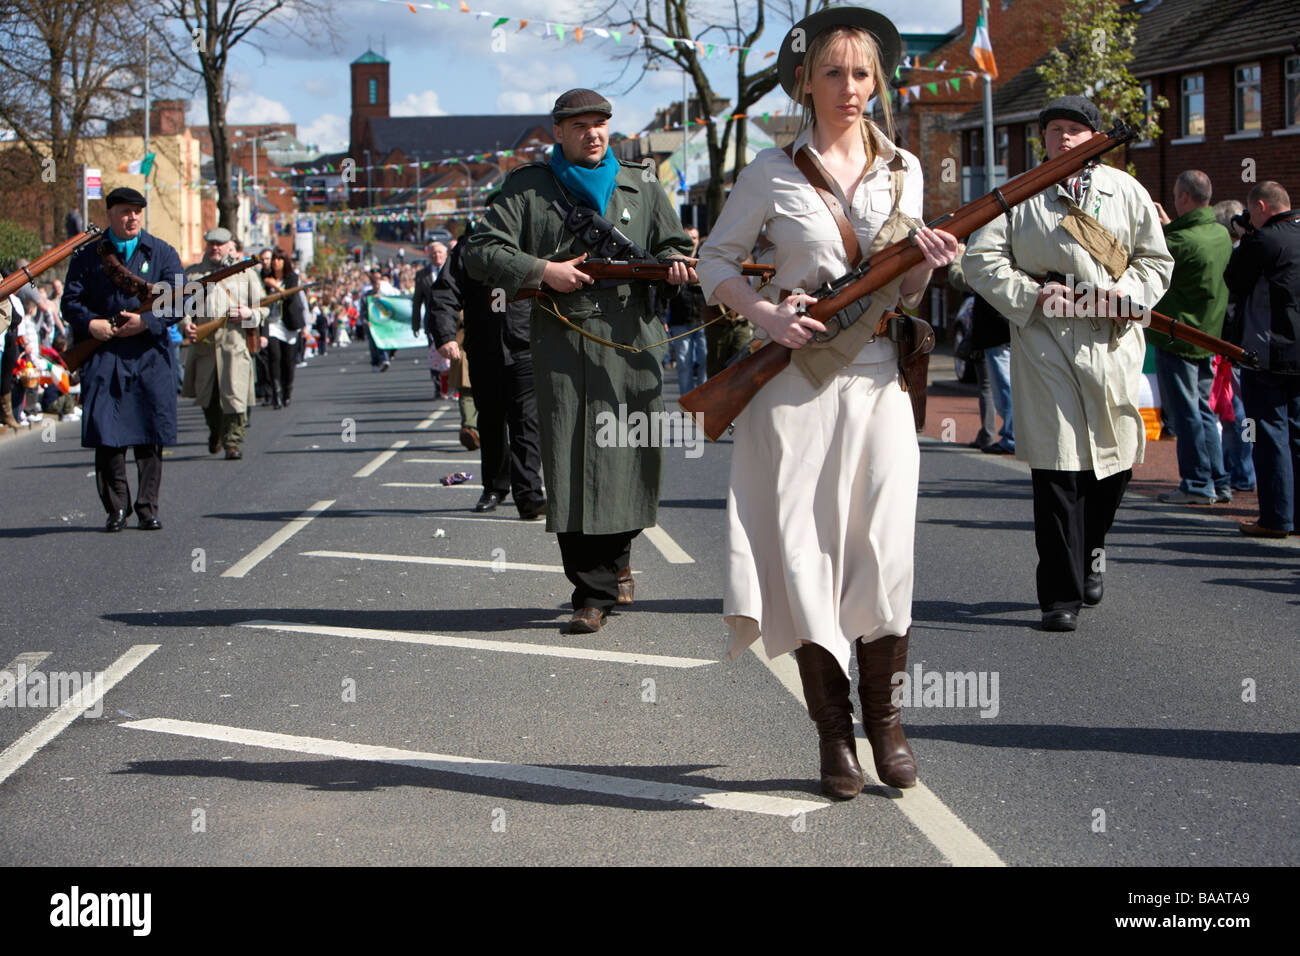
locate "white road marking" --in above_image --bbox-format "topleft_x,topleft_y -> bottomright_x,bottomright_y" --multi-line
222,499 -> 335,579
643,524 -> 695,564
414,408 -> 448,431
301,550 -> 565,573
403,457 -> 479,464
415,514 -> 546,525
382,482 -> 470,489
0,644 -> 159,786
122,718 -> 824,817
353,440 -> 411,478
239,620 -> 709,668
1,652 -> 51,682
752,646 -> 1005,866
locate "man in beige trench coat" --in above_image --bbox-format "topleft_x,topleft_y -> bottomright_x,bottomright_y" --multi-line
962,95 -> 1173,632
180,228 -> 268,461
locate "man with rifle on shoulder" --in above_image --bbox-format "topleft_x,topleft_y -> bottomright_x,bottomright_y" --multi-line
962,94 -> 1174,633
61,186 -> 186,531
464,88 -> 696,635
180,227 -> 268,461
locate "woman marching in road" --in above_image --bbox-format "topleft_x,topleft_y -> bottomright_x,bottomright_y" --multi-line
260,248 -> 305,408
696,7 -> 958,798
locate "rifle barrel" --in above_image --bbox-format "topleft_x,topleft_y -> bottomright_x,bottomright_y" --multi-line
0,228 -> 101,300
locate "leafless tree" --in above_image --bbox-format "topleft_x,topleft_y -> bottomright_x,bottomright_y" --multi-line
603,0 -> 820,222
152,0 -> 339,230
0,0 -> 146,240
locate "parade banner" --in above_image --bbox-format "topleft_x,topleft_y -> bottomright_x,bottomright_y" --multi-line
366,295 -> 425,349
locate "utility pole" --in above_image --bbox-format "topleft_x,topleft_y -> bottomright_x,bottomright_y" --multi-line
982,0 -> 996,192
143,26 -> 150,231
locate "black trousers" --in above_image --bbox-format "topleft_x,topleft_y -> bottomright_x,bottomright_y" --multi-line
95,445 -> 163,519
556,530 -> 638,611
265,337 -> 296,400
1031,468 -> 1131,613
471,348 -> 543,509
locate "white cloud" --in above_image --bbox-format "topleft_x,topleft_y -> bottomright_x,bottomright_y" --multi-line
299,113 -> 349,153
391,90 -> 447,117
303,75 -> 336,98
495,59 -> 577,115
226,92 -> 293,125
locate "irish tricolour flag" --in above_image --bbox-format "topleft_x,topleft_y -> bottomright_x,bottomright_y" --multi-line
118,153 -> 155,176
970,12 -> 997,78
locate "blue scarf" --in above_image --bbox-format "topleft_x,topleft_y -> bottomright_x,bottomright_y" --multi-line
550,144 -> 619,215
108,228 -> 140,264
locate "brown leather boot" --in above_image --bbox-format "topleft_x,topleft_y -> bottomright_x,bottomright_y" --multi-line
1,393 -> 18,430
793,643 -> 864,800
857,632 -> 917,788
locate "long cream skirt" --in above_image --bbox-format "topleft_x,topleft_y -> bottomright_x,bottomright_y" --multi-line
723,356 -> 919,679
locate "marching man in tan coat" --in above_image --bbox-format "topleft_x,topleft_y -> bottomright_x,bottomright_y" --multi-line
963,95 -> 1172,632
180,227 -> 268,460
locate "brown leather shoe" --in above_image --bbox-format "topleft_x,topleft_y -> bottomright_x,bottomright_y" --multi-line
567,607 -> 605,634
1239,520 -> 1288,538
208,435 -> 221,454
857,632 -> 917,789
793,643 -> 864,800
225,446 -> 242,460
616,565 -> 634,605
459,426 -> 480,450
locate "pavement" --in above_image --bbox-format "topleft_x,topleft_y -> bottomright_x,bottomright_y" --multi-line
0,339 -> 1295,868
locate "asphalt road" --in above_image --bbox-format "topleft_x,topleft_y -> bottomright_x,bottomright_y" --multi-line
0,341 -> 1296,867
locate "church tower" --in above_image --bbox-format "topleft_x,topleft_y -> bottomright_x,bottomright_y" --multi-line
349,49 -> 390,158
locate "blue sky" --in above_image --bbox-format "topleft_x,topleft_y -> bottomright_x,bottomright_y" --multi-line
182,0 -> 963,153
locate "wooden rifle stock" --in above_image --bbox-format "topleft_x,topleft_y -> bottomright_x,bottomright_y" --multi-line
63,256 -> 260,370
0,227 -> 101,300
680,121 -> 1138,441
513,258 -> 773,300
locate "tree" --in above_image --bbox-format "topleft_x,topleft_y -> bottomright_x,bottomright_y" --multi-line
0,0 -> 144,241
0,220 -> 43,271
152,1 -> 338,231
605,0 -> 821,224
1035,0 -> 1168,167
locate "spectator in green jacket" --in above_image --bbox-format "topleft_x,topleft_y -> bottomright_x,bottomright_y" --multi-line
1151,170 -> 1234,506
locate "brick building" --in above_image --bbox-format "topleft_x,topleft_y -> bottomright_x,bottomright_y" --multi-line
342,49 -> 554,234
1127,0 -> 1300,207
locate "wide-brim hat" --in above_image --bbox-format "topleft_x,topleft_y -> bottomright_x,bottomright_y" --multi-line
778,6 -> 902,100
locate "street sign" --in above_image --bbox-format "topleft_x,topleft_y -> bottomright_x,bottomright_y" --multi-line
85,168 -> 102,201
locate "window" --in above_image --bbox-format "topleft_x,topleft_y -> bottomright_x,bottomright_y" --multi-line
1235,63 -> 1261,133
1181,73 -> 1204,137
995,127 -> 1009,168
1286,56 -> 1300,128
968,129 -> 983,168
1025,122 -> 1040,166
368,77 -> 377,105
1137,81 -> 1154,145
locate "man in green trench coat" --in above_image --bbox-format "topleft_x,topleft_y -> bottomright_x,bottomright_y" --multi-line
464,88 -> 695,634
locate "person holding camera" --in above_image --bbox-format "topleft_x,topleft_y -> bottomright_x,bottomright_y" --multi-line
1223,181 -> 1300,537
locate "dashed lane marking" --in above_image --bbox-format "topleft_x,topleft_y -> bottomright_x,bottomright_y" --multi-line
222,499 -> 335,579
122,718 -> 825,817
0,645 -> 159,786
354,440 -> 410,478
753,646 -> 1005,866
414,408 -> 448,431
239,620 -> 710,668
301,549 -> 566,573
644,524 -> 694,564
1,652 -> 51,683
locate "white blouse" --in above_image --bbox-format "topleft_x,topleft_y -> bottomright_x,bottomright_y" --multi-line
696,122 -> 924,364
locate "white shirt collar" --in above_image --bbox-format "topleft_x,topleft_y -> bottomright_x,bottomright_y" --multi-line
792,120 -> 897,170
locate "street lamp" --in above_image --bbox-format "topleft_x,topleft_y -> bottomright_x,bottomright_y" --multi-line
236,130 -> 280,248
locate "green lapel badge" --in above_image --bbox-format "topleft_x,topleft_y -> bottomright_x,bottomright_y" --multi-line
620,208 -> 631,224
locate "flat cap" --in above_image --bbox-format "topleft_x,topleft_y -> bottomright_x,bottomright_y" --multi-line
1039,95 -> 1102,132
105,186 -> 147,208
552,89 -> 612,123
203,227 -> 233,243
